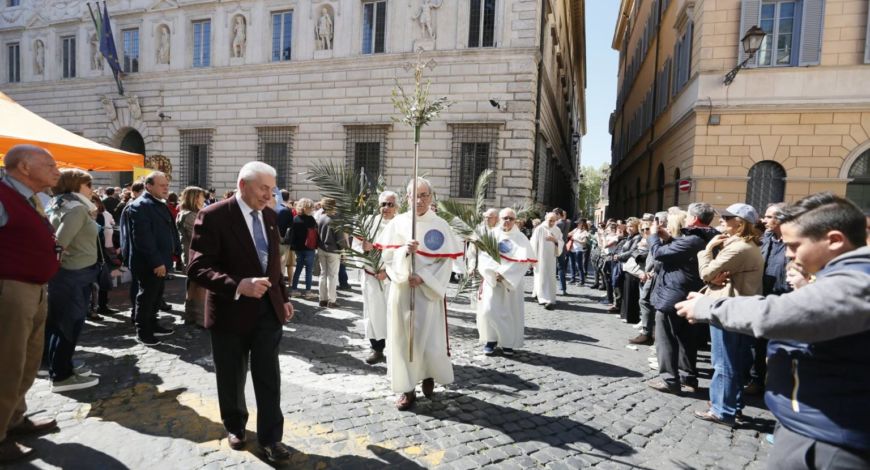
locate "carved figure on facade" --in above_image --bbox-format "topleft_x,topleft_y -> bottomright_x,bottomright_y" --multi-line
231,15 -> 246,58
101,95 -> 117,121
315,7 -> 333,51
414,0 -> 442,39
126,95 -> 142,120
156,25 -> 171,64
90,33 -> 103,70
34,40 -> 45,75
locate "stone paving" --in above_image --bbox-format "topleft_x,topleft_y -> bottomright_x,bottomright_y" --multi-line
7,272 -> 775,469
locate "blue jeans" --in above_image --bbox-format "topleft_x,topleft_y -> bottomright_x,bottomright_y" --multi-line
569,250 -> 587,283
709,325 -> 754,422
557,252 -> 568,292
292,249 -> 316,291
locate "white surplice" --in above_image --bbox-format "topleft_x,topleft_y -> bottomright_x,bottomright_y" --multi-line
353,215 -> 393,341
530,223 -> 564,304
476,225 -> 537,348
376,209 -> 464,393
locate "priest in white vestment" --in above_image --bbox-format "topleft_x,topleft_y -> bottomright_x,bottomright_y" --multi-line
530,212 -> 564,309
476,208 -> 537,356
353,191 -> 398,365
375,178 -> 463,411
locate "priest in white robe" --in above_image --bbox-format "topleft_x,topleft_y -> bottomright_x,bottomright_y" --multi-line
530,212 -> 564,309
476,208 -> 537,356
352,190 -> 398,365
375,178 -> 463,411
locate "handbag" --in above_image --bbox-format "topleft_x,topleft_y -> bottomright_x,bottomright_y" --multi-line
566,238 -> 574,252
305,227 -> 318,250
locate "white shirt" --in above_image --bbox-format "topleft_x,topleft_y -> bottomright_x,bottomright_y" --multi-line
235,193 -> 269,251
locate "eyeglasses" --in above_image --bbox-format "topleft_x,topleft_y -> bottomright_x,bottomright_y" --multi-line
502,216 -> 516,221
722,215 -> 735,221
415,193 -> 431,199
380,202 -> 396,208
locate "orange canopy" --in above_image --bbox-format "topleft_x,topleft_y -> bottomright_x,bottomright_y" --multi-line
0,91 -> 143,171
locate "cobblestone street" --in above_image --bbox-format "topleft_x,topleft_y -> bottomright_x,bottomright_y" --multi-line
8,273 -> 775,469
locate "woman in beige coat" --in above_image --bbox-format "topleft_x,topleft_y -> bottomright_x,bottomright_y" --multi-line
694,203 -> 763,427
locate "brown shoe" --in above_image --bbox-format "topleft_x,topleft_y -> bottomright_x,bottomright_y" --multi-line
8,417 -> 58,436
422,378 -> 435,399
318,300 -> 328,307
227,431 -> 246,450
0,440 -> 33,463
396,392 -> 416,411
694,409 -> 735,428
647,380 -> 683,396
629,334 -> 653,345
327,301 -> 338,308
263,442 -> 291,464
365,349 -> 385,365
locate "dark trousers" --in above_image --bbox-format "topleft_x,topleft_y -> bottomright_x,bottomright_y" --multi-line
45,265 -> 97,381
638,285 -> 656,336
749,337 -> 769,385
210,300 -> 284,446
611,262 -> 623,308
557,253 -> 568,292
128,274 -> 139,322
339,263 -> 349,287
769,423 -> 870,470
620,274 -> 641,324
45,319 -> 84,382
369,338 -> 385,351
655,310 -> 700,389
602,261 -> 613,302
135,271 -> 164,336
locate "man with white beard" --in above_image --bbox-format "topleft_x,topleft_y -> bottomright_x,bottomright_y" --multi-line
376,178 -> 463,411
531,212 -> 564,310
354,191 -> 398,365
477,208 -> 537,356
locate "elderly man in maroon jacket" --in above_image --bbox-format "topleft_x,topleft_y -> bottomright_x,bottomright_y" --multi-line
187,161 -> 294,465
0,145 -> 61,462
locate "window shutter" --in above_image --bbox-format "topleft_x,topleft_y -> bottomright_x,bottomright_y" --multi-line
864,1 -> 870,63
737,0 -> 762,67
798,0 -> 825,66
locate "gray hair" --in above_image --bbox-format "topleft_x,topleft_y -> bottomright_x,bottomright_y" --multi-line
545,211 -> 558,222
499,207 -> 516,219
3,144 -> 51,171
237,161 -> 277,185
688,202 -> 716,225
144,171 -> 167,186
484,208 -> 499,217
378,190 -> 398,203
406,177 -> 432,196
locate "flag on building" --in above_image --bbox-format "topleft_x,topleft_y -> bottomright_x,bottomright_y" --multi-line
88,2 -> 124,95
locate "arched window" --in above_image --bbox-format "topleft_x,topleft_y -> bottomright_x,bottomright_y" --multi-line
846,149 -> 870,210
673,168 -> 681,207
656,164 -> 664,210
746,161 -> 786,212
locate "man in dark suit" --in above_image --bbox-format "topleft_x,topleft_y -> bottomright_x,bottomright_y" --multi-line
187,162 -> 294,464
101,187 -> 120,220
127,172 -> 180,345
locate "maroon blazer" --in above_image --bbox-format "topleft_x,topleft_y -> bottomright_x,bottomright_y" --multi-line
187,196 -> 289,334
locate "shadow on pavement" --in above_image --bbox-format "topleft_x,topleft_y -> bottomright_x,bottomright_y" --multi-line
413,392 -> 635,456
505,350 -> 643,378
11,440 -> 129,470
452,364 -> 540,396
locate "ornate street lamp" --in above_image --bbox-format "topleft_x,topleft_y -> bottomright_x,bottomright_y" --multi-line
723,26 -> 767,86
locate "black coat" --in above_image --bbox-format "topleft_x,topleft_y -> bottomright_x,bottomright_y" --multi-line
288,214 -> 317,251
649,226 -> 719,313
126,192 -> 181,275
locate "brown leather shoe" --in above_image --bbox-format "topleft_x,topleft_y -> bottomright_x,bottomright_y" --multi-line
629,334 -> 653,345
421,378 -> 435,399
365,349 -> 385,365
0,440 -> 33,463
395,392 -> 416,411
318,300 -> 328,307
8,417 -> 58,436
227,432 -> 246,450
263,442 -> 291,464
693,409 -> 735,428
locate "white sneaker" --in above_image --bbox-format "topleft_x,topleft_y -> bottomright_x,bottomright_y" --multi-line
633,322 -> 643,329
51,374 -> 99,392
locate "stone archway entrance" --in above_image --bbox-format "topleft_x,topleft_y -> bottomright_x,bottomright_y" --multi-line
119,129 -> 145,186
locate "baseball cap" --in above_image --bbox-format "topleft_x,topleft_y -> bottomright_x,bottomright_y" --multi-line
641,213 -> 654,221
720,203 -> 758,224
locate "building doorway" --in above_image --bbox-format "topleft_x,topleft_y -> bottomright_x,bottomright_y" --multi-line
119,129 -> 145,186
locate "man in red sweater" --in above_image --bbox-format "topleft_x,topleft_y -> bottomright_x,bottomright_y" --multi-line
0,145 -> 62,462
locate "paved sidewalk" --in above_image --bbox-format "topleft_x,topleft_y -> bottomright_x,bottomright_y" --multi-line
8,272 -> 775,469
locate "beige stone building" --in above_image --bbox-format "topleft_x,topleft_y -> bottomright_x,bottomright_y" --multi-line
1,0 -> 586,212
608,0 -> 870,217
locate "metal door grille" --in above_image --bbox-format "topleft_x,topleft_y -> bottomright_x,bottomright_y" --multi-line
746,161 -> 786,213
345,126 -> 387,184
257,127 -> 294,190
179,129 -> 213,188
450,125 -> 498,199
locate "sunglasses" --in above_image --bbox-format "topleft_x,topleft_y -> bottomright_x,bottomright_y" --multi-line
502,216 -> 516,221
380,202 -> 395,208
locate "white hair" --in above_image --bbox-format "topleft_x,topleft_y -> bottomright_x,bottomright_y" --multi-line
237,161 -> 277,186
484,208 -> 499,217
545,211 -> 558,222
378,190 -> 398,203
499,207 -> 516,219
406,177 -> 432,195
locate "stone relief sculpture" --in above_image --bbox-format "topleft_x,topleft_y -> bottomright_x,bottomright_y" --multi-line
126,95 -> 142,120
90,33 -> 103,70
34,40 -> 44,75
315,8 -> 333,51
231,16 -> 246,58
101,95 -> 117,121
414,0 -> 442,39
156,25 -> 170,64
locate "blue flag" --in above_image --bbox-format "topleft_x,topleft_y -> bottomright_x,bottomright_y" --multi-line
99,3 -> 124,94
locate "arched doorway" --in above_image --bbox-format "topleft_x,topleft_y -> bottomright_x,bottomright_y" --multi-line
119,129 -> 146,186
656,164 -> 664,210
845,148 -> 870,210
746,161 -> 786,212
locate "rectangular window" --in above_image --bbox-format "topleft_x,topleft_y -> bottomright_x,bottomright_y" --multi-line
468,0 -> 496,48
7,43 -> 20,83
257,127 -> 294,189
62,36 -> 76,78
362,1 -> 386,54
7,0 -> 20,6
192,20 -> 211,67
271,11 -> 293,61
757,1 -> 798,67
180,129 -> 213,187
122,28 -> 139,73
345,126 -> 387,182
450,125 -> 498,199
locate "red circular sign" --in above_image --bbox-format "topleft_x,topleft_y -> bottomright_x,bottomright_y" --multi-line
679,180 -> 692,192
